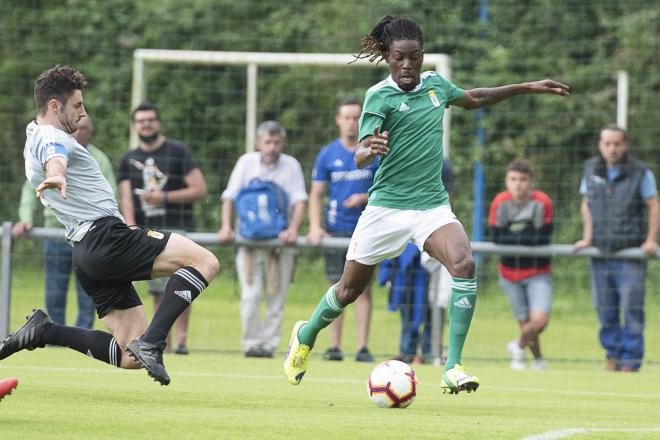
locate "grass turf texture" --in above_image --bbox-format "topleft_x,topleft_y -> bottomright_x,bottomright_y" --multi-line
2,262 -> 660,438
1,351 -> 659,439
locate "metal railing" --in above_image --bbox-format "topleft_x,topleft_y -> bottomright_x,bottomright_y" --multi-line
2,221 -> 658,365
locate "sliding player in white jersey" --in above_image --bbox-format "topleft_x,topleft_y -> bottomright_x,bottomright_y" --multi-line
0,65 -> 219,386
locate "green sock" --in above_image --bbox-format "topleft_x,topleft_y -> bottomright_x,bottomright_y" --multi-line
297,284 -> 344,349
445,277 -> 477,370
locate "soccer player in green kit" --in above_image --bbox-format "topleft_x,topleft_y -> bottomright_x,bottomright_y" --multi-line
284,15 -> 569,394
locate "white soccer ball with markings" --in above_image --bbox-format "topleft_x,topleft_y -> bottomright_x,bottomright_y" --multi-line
367,360 -> 417,408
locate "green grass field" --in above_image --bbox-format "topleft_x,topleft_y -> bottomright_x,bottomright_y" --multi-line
2,351 -> 659,439
2,264 -> 660,439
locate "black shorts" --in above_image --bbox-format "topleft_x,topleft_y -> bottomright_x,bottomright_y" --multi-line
323,232 -> 351,282
72,217 -> 171,318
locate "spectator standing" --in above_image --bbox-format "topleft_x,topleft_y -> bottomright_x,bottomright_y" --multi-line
487,159 -> 553,370
117,101 -> 208,355
218,121 -> 307,358
308,99 -> 378,362
574,126 -> 658,372
12,116 -> 114,329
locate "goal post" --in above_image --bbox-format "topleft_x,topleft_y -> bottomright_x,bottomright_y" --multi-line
131,49 -> 452,154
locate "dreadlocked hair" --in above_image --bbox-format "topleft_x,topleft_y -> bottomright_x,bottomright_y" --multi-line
351,15 -> 423,64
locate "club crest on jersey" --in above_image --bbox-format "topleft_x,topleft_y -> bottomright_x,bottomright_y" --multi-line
428,90 -> 441,108
147,230 -> 164,240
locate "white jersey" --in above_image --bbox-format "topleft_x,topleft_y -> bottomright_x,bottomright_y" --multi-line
24,121 -> 122,243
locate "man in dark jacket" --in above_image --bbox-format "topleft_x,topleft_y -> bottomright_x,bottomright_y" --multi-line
574,125 -> 658,372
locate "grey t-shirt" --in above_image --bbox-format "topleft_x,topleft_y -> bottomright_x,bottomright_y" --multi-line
24,121 -> 122,242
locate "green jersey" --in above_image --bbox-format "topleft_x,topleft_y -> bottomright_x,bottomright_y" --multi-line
358,71 -> 464,210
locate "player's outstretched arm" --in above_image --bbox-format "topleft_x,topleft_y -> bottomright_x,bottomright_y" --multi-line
454,79 -> 570,110
36,156 -> 68,199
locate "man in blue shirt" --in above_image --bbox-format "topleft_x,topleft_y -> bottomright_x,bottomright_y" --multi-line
575,125 -> 659,372
307,99 -> 378,362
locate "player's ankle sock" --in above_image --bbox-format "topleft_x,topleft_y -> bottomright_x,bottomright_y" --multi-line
41,324 -> 122,367
297,284 -> 344,349
445,277 -> 477,370
143,266 -> 208,344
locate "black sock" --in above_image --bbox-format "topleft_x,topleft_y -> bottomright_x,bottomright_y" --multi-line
41,323 -> 122,367
143,266 -> 208,344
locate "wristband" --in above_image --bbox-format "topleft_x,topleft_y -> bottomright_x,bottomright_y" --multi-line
162,191 -> 168,204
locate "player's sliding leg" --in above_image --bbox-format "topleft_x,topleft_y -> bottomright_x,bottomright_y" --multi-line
127,233 -> 219,385
284,261 -> 375,385
0,309 -> 124,368
126,266 -> 208,385
423,223 -> 480,394
126,268 -> 208,385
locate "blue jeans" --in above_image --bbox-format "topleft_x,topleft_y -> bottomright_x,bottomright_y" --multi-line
44,240 -> 95,328
590,258 -> 645,370
399,302 -> 431,357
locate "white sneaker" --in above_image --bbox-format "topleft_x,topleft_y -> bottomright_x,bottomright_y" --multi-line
507,340 -> 526,370
531,358 -> 547,371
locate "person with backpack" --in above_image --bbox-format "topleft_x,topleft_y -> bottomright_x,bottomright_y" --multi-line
218,121 -> 307,358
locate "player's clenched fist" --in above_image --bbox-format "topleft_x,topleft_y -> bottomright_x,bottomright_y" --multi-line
368,127 -> 389,157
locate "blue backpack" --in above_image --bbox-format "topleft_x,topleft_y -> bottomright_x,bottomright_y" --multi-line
235,179 -> 289,239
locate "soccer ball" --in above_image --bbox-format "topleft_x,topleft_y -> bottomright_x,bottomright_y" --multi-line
367,360 -> 417,408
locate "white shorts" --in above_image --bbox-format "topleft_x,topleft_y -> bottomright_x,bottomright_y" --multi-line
346,204 -> 460,266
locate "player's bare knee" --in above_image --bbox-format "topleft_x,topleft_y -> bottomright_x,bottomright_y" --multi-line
531,317 -> 548,333
191,247 -> 219,281
336,285 -> 362,305
204,249 -> 220,278
452,255 -> 475,279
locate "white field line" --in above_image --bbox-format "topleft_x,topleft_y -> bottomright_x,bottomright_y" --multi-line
522,427 -> 660,440
487,385 -> 660,400
2,364 -> 659,401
